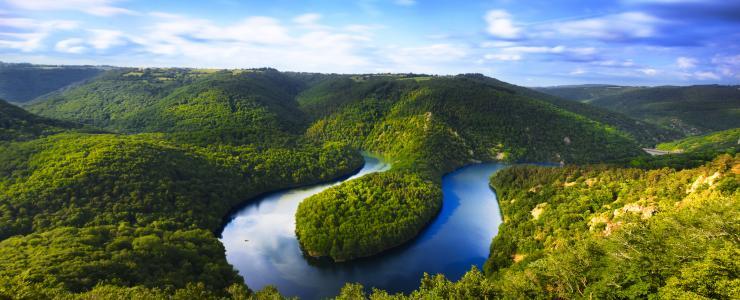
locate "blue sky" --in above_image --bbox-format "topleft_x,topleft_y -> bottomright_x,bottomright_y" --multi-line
0,0 -> 738,86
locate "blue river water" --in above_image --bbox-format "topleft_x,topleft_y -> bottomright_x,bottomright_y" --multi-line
220,155 -> 506,299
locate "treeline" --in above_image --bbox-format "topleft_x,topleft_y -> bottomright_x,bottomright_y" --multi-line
296,171 -> 441,261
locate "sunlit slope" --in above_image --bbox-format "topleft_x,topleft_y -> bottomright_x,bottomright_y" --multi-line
657,128 -> 740,153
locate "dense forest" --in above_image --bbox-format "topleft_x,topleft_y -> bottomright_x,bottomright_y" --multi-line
539,84 -> 740,136
27,68 -> 314,145
296,171 -> 441,261
1,65 -> 736,298
0,132 -> 362,298
0,62 -> 104,103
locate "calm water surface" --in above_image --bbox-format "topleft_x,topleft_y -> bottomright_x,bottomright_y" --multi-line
220,155 -> 506,299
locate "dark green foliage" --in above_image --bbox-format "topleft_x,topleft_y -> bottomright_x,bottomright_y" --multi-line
295,171 -> 441,261
0,224 -> 239,294
0,62 -> 103,103
587,85 -> 740,135
0,98 -> 77,141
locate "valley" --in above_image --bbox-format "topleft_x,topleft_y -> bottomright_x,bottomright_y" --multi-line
0,65 -> 737,299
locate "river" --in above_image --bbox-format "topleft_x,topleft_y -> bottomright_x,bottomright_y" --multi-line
220,154 -> 506,299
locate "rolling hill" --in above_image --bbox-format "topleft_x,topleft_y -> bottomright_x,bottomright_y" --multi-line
534,84 -> 644,102
657,128 -> 740,154
27,68 -> 314,145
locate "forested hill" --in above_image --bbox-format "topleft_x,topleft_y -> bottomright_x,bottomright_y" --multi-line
658,128 -> 740,154
0,62 -> 104,103
300,74 -> 649,170
534,84 -> 643,102
451,75 -> 682,146
538,84 -> 740,136
0,98 -> 77,141
28,69 -> 675,150
27,68 -> 321,145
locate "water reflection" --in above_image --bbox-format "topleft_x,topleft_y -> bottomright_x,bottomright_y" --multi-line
220,156 -> 505,299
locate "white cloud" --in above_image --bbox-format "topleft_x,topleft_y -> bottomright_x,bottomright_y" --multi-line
543,12 -> 661,41
55,38 -> 87,53
693,71 -> 720,80
484,53 -> 522,61
116,13 -> 380,72
0,32 -> 48,52
5,0 -> 137,16
0,18 -> 79,52
293,13 -> 322,26
570,68 -> 587,75
88,29 -> 127,49
481,44 -> 596,62
593,59 -> 635,67
480,41 -> 517,48
676,56 -> 697,69
484,10 -> 521,39
382,43 -> 470,73
709,54 -> 740,79
640,68 -> 658,75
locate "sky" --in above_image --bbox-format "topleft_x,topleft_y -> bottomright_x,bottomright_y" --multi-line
0,0 -> 739,86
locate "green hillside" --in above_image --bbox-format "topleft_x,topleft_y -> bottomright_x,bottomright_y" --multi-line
27,68 -> 311,145
465,76 -> 681,146
0,62 -> 103,103
657,128 -> 740,154
534,84 -> 644,102
586,85 -> 740,135
0,99 -> 77,141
